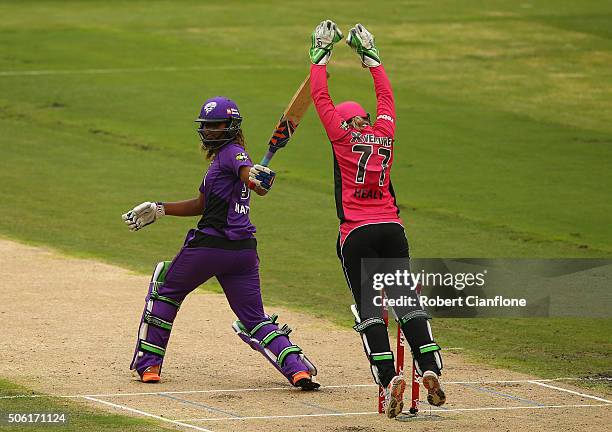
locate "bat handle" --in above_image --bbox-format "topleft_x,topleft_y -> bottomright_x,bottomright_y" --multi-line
260,148 -> 277,167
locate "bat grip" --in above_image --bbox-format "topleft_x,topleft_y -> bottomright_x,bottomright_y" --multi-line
260,148 -> 278,167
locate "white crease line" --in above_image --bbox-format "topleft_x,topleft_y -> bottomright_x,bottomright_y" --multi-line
177,403 -> 612,422
430,403 -> 612,413
1,377 -> 609,399
0,65 -> 293,77
180,411 -> 378,422
446,377 -> 611,384
529,380 -> 612,404
0,384 -> 370,399
82,396 -> 214,432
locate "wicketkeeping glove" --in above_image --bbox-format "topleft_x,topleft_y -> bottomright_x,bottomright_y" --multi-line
346,24 -> 381,67
122,201 -> 165,231
248,164 -> 276,194
310,20 -> 343,65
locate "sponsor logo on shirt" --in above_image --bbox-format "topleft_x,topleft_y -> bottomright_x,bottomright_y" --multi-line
235,152 -> 248,161
350,132 -> 393,147
377,114 -> 394,123
340,121 -> 349,131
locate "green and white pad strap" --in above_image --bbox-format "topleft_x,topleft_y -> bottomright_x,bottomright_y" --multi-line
139,340 -> 166,357
353,316 -> 387,333
420,342 -> 441,355
277,345 -> 303,368
248,314 -> 278,336
276,344 -> 318,378
414,333 -> 443,376
144,311 -> 173,331
371,351 -> 395,364
260,324 -> 292,348
397,310 -> 430,326
149,261 -> 181,309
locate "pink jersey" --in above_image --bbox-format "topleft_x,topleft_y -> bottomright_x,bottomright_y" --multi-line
310,64 -> 403,246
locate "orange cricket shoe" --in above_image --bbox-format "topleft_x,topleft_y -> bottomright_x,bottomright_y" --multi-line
141,365 -> 161,383
291,371 -> 320,391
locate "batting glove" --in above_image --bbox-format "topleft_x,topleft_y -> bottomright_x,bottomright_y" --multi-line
122,201 -> 165,231
310,20 -> 343,65
346,24 -> 381,67
248,164 -> 276,194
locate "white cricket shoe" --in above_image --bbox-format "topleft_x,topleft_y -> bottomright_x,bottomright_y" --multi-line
422,370 -> 446,406
385,375 -> 406,418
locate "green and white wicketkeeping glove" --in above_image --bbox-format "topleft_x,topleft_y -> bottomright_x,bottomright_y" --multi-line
346,24 -> 381,67
310,20 -> 343,65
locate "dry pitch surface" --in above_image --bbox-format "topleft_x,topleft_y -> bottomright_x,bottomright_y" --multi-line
1,238 -> 610,431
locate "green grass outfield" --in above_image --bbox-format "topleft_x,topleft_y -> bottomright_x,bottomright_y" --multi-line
1,0 -> 610,406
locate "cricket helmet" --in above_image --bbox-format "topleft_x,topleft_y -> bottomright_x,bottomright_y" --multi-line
195,96 -> 242,150
336,101 -> 369,122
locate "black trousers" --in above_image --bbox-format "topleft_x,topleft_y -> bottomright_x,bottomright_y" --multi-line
337,223 -> 441,386
337,223 -> 410,312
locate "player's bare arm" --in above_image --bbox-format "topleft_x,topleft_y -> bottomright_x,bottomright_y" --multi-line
121,194 -> 205,232
163,194 -> 205,216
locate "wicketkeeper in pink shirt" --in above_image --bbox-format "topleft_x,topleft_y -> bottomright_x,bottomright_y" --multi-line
309,20 -> 447,418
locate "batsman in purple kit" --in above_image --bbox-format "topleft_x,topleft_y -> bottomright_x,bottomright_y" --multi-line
122,96 -> 319,390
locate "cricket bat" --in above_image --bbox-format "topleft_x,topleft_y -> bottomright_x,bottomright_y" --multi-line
259,75 -> 313,167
